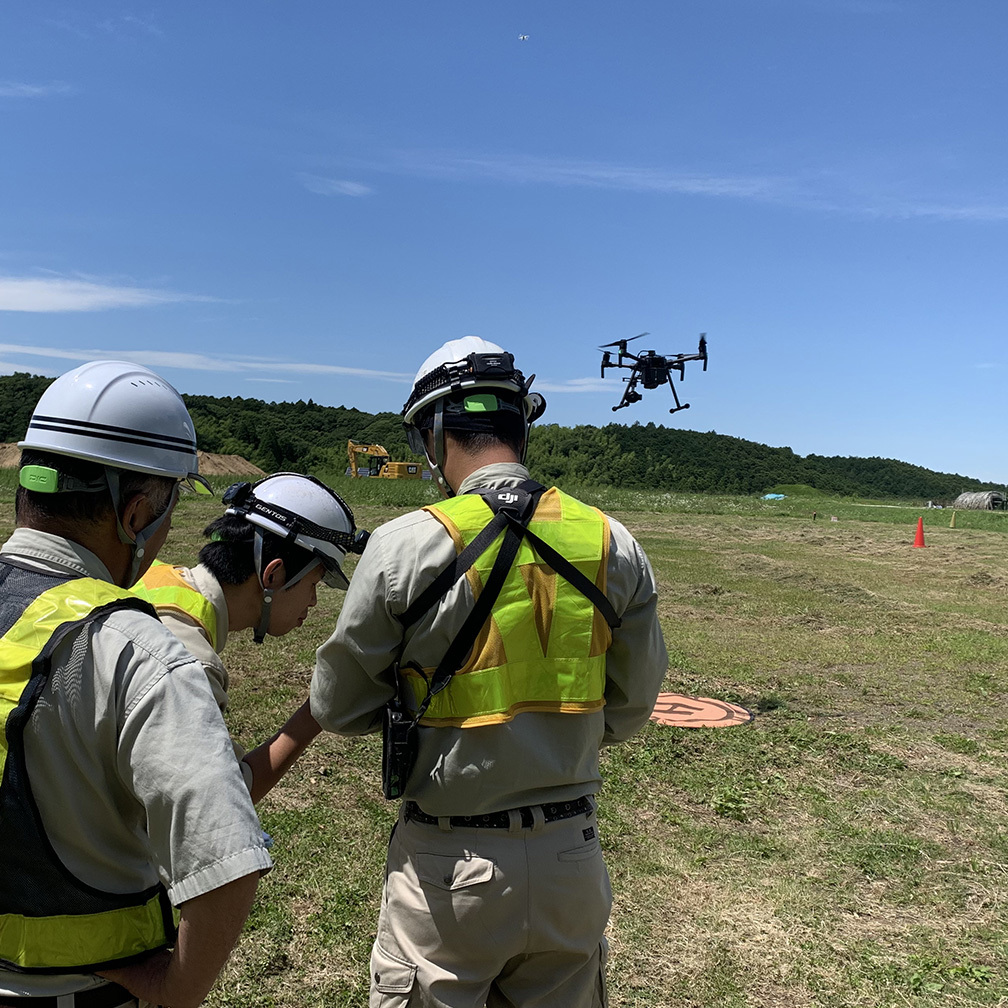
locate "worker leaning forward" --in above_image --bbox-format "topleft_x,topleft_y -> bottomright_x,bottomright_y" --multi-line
310,337 -> 668,1007
133,472 -> 368,803
0,361 -> 272,1007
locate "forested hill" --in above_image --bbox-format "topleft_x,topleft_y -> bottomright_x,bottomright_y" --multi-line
0,371 -> 996,500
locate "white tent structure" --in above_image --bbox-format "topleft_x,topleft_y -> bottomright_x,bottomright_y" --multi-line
952,490 -> 1006,510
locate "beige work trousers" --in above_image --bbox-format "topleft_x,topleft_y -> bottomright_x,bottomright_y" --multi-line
369,800 -> 611,1008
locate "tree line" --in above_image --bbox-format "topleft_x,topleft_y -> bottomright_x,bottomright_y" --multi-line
0,372 -> 997,500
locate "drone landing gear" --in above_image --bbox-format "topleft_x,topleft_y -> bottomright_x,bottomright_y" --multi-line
612,388 -> 642,412
666,374 -> 690,415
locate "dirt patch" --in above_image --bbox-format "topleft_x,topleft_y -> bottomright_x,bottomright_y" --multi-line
0,443 -> 264,477
195,451 -> 265,476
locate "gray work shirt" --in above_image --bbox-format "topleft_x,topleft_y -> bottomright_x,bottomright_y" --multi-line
148,563 -> 254,789
311,462 -> 668,817
0,530 -> 271,998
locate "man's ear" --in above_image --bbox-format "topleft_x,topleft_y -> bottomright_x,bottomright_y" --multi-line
262,557 -> 286,589
119,492 -> 150,544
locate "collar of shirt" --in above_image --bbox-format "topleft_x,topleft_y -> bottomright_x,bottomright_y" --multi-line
0,528 -> 114,581
456,462 -> 532,497
190,563 -> 231,654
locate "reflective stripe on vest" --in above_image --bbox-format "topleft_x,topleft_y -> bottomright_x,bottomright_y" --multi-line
134,561 -> 219,651
408,487 -> 612,727
0,570 -> 175,973
0,891 -> 173,973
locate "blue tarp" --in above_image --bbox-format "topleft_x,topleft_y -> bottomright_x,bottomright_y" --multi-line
762,493 -> 787,500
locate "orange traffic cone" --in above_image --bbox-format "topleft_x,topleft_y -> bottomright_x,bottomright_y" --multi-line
912,516 -> 926,547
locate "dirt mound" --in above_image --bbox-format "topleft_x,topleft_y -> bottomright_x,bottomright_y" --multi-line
0,444 -> 264,477
196,451 -> 265,477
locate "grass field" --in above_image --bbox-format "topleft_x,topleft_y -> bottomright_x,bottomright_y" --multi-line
3,473 -> 1008,1007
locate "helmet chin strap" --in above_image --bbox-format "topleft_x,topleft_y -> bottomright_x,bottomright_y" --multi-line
106,469 -> 174,588
252,530 -> 273,644
426,399 -> 455,497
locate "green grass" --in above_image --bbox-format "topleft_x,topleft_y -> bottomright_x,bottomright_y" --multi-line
4,475 -> 1008,1007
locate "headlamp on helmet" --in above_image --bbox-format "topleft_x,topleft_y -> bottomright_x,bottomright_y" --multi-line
403,344 -> 545,426
222,474 -> 367,591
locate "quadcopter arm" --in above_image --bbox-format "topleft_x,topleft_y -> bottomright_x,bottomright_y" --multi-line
668,336 -> 708,378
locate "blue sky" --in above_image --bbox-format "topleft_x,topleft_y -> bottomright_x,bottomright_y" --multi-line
2,1 -> 1006,484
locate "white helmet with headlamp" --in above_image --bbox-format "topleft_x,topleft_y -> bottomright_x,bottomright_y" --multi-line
221,473 -> 368,642
18,359 -> 211,585
402,336 -> 546,495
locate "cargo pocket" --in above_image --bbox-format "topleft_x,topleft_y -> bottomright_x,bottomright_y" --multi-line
416,852 -> 495,891
370,940 -> 417,1007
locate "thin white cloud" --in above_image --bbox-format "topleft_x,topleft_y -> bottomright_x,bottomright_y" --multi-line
47,13 -> 162,39
0,81 -> 73,98
99,14 -> 163,37
297,173 -> 373,197
359,150 -> 1008,223
46,16 -> 92,38
882,201 -> 1008,223
0,343 -> 412,384
536,377 -> 612,394
0,358 -> 60,377
398,152 -> 781,201
0,275 -> 218,312
0,342 -> 628,395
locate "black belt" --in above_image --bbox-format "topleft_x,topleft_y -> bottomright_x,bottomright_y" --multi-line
404,795 -> 593,829
0,983 -> 134,1008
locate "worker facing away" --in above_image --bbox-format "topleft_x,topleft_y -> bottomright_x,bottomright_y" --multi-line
133,472 -> 368,803
310,336 -> 668,1008
0,360 -> 271,1007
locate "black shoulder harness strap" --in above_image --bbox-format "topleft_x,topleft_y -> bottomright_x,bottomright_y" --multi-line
396,480 -> 621,718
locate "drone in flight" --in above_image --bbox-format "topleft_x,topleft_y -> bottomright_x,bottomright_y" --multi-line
599,332 -> 708,413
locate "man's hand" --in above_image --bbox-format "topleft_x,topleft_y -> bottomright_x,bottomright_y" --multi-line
99,872 -> 259,1008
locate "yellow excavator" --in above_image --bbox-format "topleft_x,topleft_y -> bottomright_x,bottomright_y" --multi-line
347,440 -> 422,479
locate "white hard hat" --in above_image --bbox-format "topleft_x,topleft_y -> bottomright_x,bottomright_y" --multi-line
19,360 -> 210,492
222,472 -> 366,590
402,336 -> 545,426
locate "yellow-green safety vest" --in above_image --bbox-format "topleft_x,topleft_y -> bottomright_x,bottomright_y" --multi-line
134,560 -> 220,651
0,561 -> 176,974
403,487 -> 613,728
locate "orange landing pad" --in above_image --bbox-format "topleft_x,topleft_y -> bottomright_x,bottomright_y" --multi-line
650,692 -> 753,728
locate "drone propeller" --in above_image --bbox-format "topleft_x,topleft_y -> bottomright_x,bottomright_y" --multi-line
698,333 -> 708,370
598,332 -> 649,350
